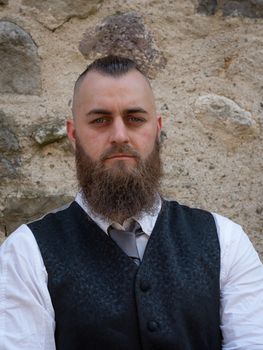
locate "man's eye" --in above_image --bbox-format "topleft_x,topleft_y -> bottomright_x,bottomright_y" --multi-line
128,116 -> 145,123
91,117 -> 108,124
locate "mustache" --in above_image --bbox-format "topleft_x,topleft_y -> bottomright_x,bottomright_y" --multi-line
100,144 -> 141,162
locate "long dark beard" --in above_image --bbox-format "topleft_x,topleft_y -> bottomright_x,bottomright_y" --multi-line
75,139 -> 162,223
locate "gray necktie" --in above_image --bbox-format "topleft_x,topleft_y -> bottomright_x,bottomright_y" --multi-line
108,221 -> 143,265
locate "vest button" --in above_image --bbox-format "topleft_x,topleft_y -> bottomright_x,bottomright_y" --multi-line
140,280 -> 150,292
147,320 -> 159,332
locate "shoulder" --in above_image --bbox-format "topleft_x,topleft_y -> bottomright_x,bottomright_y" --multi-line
164,200 -> 254,250
211,212 -> 252,253
164,199 -> 247,239
28,201 -> 82,233
212,212 -> 243,235
162,199 -> 216,227
0,224 -> 45,277
1,224 -> 38,252
163,199 -> 212,216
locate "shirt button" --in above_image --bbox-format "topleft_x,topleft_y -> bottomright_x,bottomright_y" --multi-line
147,320 -> 159,332
140,280 -> 150,292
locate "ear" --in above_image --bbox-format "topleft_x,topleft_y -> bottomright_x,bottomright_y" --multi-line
157,115 -> 162,139
67,119 -> 76,150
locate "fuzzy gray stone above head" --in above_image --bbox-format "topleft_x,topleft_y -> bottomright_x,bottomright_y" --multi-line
78,12 -> 167,79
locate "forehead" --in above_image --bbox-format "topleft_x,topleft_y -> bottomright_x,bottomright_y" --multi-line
75,70 -> 155,110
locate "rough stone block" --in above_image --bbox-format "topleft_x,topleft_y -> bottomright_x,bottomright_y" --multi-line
197,0 -> 218,15
0,157 -> 21,179
22,0 -> 103,30
0,126 -> 19,152
32,120 -> 67,145
222,0 -> 263,17
0,110 -> 21,178
197,0 -> 263,17
0,21 -> 41,95
79,12 -> 167,79
194,94 -> 257,137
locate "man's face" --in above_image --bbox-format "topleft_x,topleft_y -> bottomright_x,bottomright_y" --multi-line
67,69 -> 162,170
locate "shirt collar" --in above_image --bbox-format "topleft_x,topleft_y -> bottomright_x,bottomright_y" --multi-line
75,191 -> 162,237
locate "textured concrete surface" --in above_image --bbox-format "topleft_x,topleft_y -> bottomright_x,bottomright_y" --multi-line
0,0 -> 262,259
21,0 -> 103,30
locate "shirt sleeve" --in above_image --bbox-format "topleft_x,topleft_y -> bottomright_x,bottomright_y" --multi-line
0,225 -> 56,350
213,213 -> 263,349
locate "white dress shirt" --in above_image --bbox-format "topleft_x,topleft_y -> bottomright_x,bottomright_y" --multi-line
0,193 -> 263,349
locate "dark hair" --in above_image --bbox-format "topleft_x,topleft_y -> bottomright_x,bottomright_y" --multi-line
74,55 -> 147,93
83,55 -> 138,75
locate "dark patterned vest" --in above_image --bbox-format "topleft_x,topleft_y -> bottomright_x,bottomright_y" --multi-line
29,200 -> 222,350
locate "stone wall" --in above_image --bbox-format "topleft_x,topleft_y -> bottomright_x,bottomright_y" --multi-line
0,0 -> 262,257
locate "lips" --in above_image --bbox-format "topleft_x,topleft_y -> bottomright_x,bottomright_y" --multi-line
106,154 -> 135,160
101,145 -> 140,162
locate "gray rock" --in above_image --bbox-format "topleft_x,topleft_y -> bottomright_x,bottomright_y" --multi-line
32,120 -> 67,145
0,127 -> 19,152
194,94 -> 257,137
0,110 -> 21,178
222,0 -> 263,17
197,0 -> 218,15
197,0 -> 263,17
2,194 -> 74,234
22,0 -> 103,30
0,110 -> 20,152
0,0 -> 8,5
0,21 -> 41,95
0,157 -> 20,179
79,12 -> 167,79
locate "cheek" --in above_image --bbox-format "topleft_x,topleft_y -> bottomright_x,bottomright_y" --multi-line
135,130 -> 157,155
77,132 -> 104,159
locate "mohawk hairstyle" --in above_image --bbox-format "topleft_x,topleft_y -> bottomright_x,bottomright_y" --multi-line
73,55 -> 147,94
81,55 -> 138,76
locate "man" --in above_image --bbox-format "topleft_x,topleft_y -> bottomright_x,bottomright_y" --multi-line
0,56 -> 263,350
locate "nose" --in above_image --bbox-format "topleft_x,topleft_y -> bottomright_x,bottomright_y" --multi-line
109,118 -> 129,144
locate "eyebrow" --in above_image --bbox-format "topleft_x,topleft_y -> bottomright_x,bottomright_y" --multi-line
86,109 -> 112,117
86,107 -> 148,117
125,107 -> 148,115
